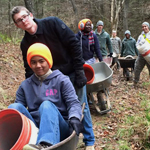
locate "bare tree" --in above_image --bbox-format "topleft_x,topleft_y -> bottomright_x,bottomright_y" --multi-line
24,0 -> 34,14
8,0 -> 11,38
111,0 -> 125,31
123,0 -> 129,32
70,0 -> 79,31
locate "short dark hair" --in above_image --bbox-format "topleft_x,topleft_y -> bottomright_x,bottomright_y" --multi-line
11,6 -> 30,22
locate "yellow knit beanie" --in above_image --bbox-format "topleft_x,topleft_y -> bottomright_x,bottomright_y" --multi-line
27,43 -> 53,69
78,18 -> 92,30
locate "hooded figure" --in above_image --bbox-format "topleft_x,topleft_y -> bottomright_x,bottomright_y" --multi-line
8,43 -> 83,150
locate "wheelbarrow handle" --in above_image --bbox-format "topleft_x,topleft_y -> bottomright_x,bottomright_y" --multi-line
81,103 -> 85,121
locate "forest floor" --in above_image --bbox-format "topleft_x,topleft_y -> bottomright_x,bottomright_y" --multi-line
1,43 -> 150,150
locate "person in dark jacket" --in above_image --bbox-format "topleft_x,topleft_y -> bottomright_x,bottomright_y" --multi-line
121,30 -> 138,80
8,43 -> 83,150
76,19 -> 103,65
11,6 -> 95,149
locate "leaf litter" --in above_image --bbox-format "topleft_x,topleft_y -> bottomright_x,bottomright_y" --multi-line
1,44 -> 150,149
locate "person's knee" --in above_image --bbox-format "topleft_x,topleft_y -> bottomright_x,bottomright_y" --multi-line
8,103 -> 24,110
39,101 -> 56,112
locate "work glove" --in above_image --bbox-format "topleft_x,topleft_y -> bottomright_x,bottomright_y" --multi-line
99,58 -> 103,62
75,70 -> 87,88
69,117 -> 84,136
108,53 -> 113,57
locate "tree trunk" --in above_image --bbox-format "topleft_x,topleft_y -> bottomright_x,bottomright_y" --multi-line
70,0 -> 79,32
24,0 -> 34,15
123,0 -> 129,32
111,0 -> 125,32
8,0 -> 11,39
111,0 -> 114,30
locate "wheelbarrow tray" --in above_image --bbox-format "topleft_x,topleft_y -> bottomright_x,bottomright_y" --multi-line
118,56 -> 137,68
44,131 -> 78,150
86,62 -> 113,94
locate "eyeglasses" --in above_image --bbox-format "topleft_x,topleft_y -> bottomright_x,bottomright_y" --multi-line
15,14 -> 29,25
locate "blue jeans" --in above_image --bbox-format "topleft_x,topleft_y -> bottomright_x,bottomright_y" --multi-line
8,101 -> 70,145
68,72 -> 95,146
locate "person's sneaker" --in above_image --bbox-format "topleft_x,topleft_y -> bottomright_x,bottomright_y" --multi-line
85,145 -> 95,150
23,142 -> 52,150
23,144 -> 40,150
127,81 -> 139,88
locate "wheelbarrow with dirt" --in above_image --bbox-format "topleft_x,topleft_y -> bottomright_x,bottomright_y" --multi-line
118,55 -> 137,81
84,62 -> 113,114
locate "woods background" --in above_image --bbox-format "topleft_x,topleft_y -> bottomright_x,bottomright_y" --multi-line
1,0 -> 150,42
1,1 -> 150,149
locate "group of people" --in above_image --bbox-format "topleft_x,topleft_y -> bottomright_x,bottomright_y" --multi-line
110,22 -> 150,85
10,6 -> 95,150
6,5 -> 150,150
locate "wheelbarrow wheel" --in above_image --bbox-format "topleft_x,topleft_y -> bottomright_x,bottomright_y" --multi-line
97,92 -> 106,111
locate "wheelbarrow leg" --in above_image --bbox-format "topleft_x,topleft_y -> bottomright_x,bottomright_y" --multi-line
87,93 -> 101,113
97,89 -> 111,115
97,91 -> 106,111
103,88 -> 111,110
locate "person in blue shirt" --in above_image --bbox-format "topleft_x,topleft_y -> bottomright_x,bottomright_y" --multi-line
8,43 -> 83,150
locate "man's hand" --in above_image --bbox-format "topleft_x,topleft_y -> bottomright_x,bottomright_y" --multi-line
75,70 -> 87,88
108,53 -> 113,57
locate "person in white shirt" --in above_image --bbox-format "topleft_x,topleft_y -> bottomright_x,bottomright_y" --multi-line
134,22 -> 150,86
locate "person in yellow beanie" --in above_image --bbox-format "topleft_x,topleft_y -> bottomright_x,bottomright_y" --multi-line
8,43 -> 83,150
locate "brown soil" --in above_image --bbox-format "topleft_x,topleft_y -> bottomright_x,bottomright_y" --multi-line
1,43 -> 150,150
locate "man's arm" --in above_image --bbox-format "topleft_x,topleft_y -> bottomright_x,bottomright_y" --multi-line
134,39 -> 139,56
15,84 -> 27,107
106,33 -> 113,54
121,41 -> 124,57
53,17 -> 84,71
118,37 -> 122,53
21,42 -> 34,79
53,17 -> 87,88
60,75 -> 82,120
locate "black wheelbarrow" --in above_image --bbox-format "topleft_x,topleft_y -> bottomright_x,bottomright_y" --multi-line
84,62 -> 113,114
118,55 -> 137,81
